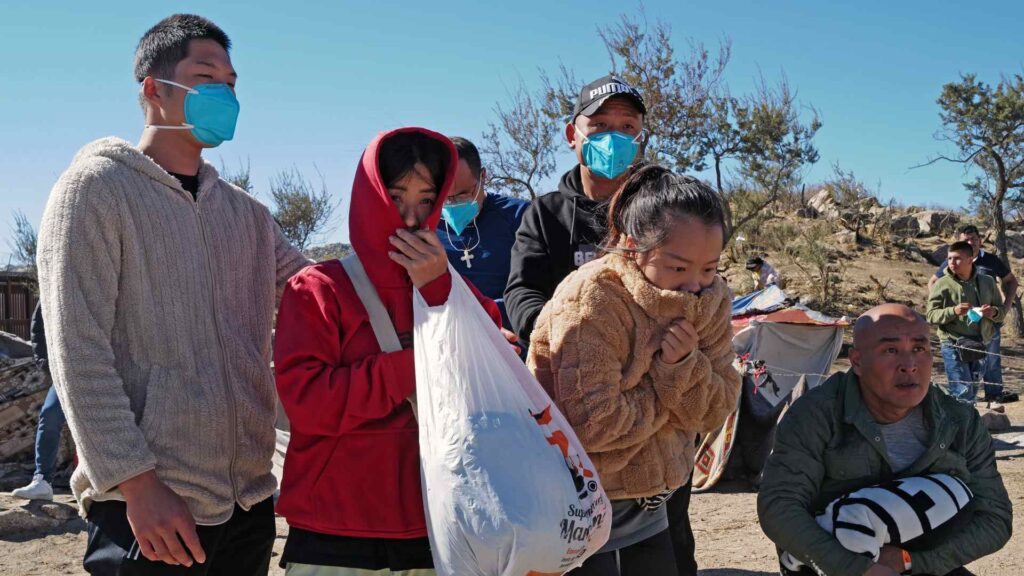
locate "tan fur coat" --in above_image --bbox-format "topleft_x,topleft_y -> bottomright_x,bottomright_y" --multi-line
528,253 -> 740,499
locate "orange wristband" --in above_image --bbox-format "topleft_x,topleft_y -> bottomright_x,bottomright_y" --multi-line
901,549 -> 912,573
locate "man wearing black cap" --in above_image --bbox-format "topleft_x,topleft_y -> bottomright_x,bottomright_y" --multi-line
505,74 -> 646,343
507,75 -> 698,576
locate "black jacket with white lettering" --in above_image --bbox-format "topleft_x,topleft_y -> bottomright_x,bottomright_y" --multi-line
504,165 -> 608,342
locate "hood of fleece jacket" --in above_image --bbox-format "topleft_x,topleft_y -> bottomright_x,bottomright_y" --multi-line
349,127 -> 458,288
71,136 -> 223,198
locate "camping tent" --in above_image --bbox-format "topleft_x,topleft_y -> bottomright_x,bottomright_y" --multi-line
693,288 -> 847,492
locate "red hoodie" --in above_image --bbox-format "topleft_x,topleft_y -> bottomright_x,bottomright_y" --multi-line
274,127 -> 501,538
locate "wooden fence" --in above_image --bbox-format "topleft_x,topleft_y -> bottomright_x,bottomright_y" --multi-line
0,274 -> 36,341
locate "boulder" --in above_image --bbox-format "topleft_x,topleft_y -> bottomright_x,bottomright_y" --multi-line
0,507 -> 60,537
857,196 -> 882,211
980,409 -> 1011,432
40,502 -> 76,521
913,210 -> 960,237
835,230 -> 858,247
808,188 -> 841,219
796,206 -> 819,219
889,215 -> 921,237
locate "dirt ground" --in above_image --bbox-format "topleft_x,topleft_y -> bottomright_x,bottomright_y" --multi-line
3,322 -> 1024,575
1,408 -> 1021,576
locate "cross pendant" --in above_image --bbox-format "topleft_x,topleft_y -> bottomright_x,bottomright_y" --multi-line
461,249 -> 475,269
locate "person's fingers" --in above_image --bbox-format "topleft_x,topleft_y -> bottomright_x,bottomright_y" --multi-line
395,230 -> 433,256
389,235 -> 424,259
176,518 -> 206,565
136,536 -> 159,562
145,534 -> 177,565
159,528 -> 192,567
388,251 -> 415,269
669,326 -> 696,350
678,320 -> 698,339
414,229 -> 445,249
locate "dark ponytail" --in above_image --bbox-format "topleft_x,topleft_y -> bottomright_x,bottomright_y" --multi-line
605,164 -> 727,252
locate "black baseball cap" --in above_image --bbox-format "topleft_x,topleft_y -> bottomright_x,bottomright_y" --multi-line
573,74 -> 646,120
745,256 -> 764,270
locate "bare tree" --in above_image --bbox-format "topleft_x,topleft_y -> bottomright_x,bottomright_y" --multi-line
597,11 -> 729,170
270,167 -> 337,251
220,157 -> 253,194
8,210 -> 37,271
480,81 -> 557,200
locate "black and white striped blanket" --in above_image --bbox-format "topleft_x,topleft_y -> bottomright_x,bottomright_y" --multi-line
780,474 -> 973,575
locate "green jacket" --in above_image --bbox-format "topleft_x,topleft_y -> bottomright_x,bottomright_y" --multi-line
926,268 -> 1005,344
757,370 -> 1011,576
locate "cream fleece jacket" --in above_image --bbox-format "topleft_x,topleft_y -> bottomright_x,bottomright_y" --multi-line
528,253 -> 740,499
37,137 -> 309,523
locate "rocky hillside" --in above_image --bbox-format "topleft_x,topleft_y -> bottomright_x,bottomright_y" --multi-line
722,185 -> 1021,319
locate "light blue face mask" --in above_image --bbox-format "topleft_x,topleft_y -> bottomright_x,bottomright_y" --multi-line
146,79 -> 240,147
579,127 -> 642,180
441,179 -> 483,235
967,307 -> 984,324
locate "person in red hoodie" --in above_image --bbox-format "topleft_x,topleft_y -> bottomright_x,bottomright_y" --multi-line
274,127 -> 504,575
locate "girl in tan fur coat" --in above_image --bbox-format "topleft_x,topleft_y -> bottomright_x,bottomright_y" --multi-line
528,165 -> 741,575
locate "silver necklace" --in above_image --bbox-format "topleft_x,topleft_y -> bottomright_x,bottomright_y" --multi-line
445,220 -> 482,269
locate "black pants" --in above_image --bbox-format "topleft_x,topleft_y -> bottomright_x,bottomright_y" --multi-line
84,498 -> 275,576
567,529 -> 677,576
667,478 -> 697,576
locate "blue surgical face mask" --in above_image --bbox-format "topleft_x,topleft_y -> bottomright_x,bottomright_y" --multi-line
441,180 -> 483,235
967,307 -> 984,324
578,125 -> 642,180
145,79 -> 240,147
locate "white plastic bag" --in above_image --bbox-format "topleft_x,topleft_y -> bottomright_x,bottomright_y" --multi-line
414,268 -> 611,576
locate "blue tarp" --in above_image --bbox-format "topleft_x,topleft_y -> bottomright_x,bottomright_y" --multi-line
731,285 -> 787,317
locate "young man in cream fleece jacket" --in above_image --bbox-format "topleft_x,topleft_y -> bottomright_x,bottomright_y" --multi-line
36,14 -> 308,575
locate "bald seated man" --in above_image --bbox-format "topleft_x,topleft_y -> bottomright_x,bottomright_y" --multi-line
758,304 -> 1011,576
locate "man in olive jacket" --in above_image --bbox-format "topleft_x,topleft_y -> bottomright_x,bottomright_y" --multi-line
926,241 -> 1005,402
758,304 -> 1011,576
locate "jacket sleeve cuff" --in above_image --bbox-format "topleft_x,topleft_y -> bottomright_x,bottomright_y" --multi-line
382,348 -> 417,402
89,456 -> 158,495
418,271 -> 452,307
650,351 -> 698,403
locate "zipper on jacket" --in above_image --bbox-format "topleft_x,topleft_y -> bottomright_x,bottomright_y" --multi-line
193,196 -> 240,502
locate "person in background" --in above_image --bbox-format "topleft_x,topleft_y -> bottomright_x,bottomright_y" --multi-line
928,224 -> 1018,404
926,241 -> 1004,403
746,256 -> 780,291
10,302 -> 66,502
437,137 -> 527,329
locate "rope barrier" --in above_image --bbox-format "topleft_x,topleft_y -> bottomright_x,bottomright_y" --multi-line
748,355 -> 1024,395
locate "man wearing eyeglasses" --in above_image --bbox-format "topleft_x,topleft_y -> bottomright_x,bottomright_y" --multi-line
437,137 -> 527,330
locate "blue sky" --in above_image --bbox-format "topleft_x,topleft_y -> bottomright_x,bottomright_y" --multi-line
2,0 -> 1022,262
